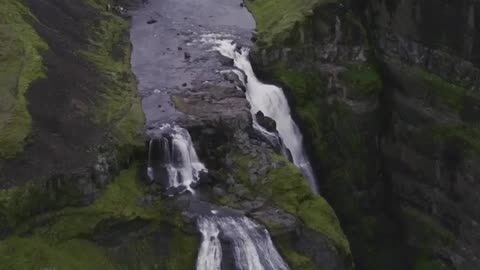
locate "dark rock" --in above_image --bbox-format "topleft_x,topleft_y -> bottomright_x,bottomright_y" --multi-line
255,111 -> 277,132
147,19 -> 157,24
184,52 -> 191,59
182,83 -> 187,87
164,185 -> 187,197
177,46 -> 183,51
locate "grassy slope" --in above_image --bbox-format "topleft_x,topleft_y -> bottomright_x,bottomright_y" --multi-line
0,164 -> 199,269
0,0 -> 47,158
229,153 -> 351,269
0,0 -> 143,159
245,0 -> 337,45
82,0 -> 144,148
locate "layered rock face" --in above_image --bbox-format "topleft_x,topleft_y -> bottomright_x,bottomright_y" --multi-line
248,0 -> 480,269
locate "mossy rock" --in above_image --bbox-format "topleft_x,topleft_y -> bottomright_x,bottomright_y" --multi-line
246,0 -> 337,45
341,64 -> 382,98
0,0 -> 48,158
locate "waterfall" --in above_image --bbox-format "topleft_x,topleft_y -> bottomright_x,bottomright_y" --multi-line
201,36 -> 319,193
197,217 -> 223,270
147,124 -> 207,193
196,216 -> 290,270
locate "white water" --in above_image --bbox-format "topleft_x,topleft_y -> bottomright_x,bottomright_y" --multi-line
202,35 -> 318,193
196,216 -> 289,270
197,217 -> 223,270
147,124 -> 207,193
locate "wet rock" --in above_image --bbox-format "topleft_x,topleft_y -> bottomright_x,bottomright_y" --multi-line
251,207 -> 297,233
164,185 -> 187,197
255,111 -> 277,132
213,186 -> 226,197
184,52 -> 191,59
177,46 -> 183,51
147,18 -> 157,24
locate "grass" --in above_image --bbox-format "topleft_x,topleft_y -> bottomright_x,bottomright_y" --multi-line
228,152 -> 351,259
262,155 -> 351,257
0,0 -> 48,158
276,235 -> 320,270
81,0 -> 144,147
342,64 -> 382,98
0,163 -> 173,269
0,237 -> 116,270
246,0 -> 337,45
166,228 -> 200,270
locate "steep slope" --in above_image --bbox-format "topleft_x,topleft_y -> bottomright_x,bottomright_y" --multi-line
247,0 -> 480,269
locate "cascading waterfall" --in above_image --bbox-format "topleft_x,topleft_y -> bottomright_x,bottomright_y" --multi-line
147,124 -> 207,193
201,35 -> 319,193
196,216 -> 290,270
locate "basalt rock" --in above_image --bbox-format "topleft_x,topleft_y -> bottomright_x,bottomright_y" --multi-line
255,111 -> 277,133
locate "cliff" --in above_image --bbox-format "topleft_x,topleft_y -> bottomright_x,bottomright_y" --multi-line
248,0 -> 480,269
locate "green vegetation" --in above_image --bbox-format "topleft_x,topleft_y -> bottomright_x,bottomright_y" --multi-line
245,0 -> 337,45
167,228 -> 200,270
415,67 -> 468,112
414,259 -> 447,270
276,235 -> 319,270
402,206 -> 455,248
229,152 -> 351,258
0,237 -> 116,270
263,155 -> 351,257
172,95 -> 188,113
82,0 -> 144,147
0,0 -> 48,158
0,164 -> 180,269
342,64 -> 382,97
402,207 -> 453,270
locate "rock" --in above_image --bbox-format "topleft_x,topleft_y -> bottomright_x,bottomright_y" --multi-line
147,19 -> 157,24
212,186 -> 226,197
164,185 -> 187,197
177,46 -> 183,50
184,52 -> 191,59
251,207 -> 297,233
255,111 -> 277,132
198,170 -> 212,185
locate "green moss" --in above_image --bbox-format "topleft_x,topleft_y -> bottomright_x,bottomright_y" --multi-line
0,237 -> 116,270
257,155 -> 351,257
0,182 -> 55,231
415,68 -> 468,112
0,163 -> 169,269
172,95 -> 187,113
414,258 -> 446,270
431,124 -> 480,155
342,64 -> 382,97
0,0 -> 48,158
246,0 -> 337,45
81,3 -> 144,147
167,228 -> 200,270
91,163 -> 163,220
276,235 -> 320,270
402,206 -> 455,247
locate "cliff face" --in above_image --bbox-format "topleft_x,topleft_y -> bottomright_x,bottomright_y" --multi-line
248,0 -> 480,269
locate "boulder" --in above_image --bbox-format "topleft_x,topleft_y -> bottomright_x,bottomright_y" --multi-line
255,111 -> 277,132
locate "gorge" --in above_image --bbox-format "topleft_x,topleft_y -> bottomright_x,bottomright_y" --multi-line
0,0 -> 479,270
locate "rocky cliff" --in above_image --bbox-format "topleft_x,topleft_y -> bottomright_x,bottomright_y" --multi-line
248,0 -> 480,269
0,0 -> 352,269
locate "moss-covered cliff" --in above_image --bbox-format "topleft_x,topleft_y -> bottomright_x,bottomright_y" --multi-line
0,0 -> 144,251
247,0 -> 480,269
0,0 -> 144,188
